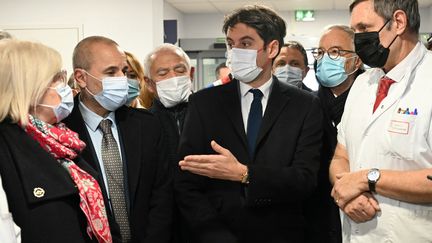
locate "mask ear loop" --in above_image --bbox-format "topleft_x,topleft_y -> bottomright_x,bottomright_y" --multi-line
378,19 -> 391,32
31,73 -> 58,123
385,34 -> 399,49
378,19 -> 399,49
346,55 -> 360,76
77,69 -> 99,97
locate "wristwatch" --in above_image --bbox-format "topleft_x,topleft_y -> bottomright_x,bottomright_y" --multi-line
367,168 -> 380,193
241,168 -> 249,184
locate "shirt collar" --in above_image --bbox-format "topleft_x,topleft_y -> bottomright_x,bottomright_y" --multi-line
239,76 -> 273,99
78,99 -> 116,132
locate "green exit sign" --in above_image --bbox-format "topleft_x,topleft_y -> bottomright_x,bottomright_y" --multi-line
295,10 -> 315,22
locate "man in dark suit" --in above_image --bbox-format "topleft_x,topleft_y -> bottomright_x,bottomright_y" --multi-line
64,36 -> 172,243
175,5 -> 323,243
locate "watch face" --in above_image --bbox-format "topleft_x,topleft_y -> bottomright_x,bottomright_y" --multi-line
368,169 -> 380,181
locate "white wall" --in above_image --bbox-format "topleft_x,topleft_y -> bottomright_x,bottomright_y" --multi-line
183,14 -> 225,39
0,0 -> 164,70
164,1 -> 184,40
420,6 -> 432,33
180,10 -> 349,48
180,8 -> 432,47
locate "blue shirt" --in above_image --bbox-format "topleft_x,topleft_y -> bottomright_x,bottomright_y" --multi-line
78,100 -> 122,198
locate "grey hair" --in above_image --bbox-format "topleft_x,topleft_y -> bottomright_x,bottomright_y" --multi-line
349,0 -> 420,34
144,43 -> 191,79
323,25 -> 355,50
0,30 -> 12,40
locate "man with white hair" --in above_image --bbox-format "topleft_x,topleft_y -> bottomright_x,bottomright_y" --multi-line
144,43 -> 193,243
144,43 -> 193,154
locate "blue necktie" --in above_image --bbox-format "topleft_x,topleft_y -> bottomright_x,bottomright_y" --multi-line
247,89 -> 263,157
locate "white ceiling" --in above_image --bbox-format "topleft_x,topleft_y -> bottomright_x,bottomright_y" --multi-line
166,0 -> 432,14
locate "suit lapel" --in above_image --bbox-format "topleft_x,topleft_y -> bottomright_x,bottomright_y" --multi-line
116,107 -> 141,203
64,99 -> 101,173
218,80 -> 248,151
256,79 -> 290,150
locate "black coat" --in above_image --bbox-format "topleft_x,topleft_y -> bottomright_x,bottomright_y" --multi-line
175,78 -> 323,243
63,99 -> 173,243
303,85 -> 351,243
150,99 -> 189,243
0,121 -> 99,243
150,99 -> 188,171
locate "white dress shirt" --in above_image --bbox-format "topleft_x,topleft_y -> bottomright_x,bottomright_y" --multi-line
239,77 -> 273,132
337,42 -> 432,242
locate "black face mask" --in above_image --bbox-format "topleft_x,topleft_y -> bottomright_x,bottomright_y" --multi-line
354,20 -> 398,68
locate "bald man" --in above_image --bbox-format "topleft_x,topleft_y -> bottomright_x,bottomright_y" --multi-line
64,36 -> 172,243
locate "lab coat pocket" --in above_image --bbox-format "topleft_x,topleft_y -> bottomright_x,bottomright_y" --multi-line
387,113 -> 416,160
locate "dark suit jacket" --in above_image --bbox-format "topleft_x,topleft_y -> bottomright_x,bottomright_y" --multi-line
302,86 -> 348,243
63,99 -> 172,243
150,100 -> 190,243
0,121 -> 98,243
150,99 -> 188,171
175,78 -> 323,243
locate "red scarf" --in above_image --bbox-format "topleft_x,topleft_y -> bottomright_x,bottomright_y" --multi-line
24,115 -> 112,243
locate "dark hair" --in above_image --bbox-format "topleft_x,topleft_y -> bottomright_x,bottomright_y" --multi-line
283,41 -> 308,67
222,5 -> 286,56
215,62 -> 228,77
349,0 -> 420,34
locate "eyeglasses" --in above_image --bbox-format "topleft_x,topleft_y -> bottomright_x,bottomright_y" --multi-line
311,47 -> 356,60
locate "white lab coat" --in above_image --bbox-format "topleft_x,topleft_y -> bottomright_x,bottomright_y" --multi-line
0,176 -> 21,243
338,43 -> 432,242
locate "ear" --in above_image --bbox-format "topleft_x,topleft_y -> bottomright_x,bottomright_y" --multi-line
303,66 -> 310,79
354,55 -> 363,70
74,69 -> 87,89
393,9 -> 408,35
189,66 -> 195,82
267,40 -> 280,59
144,76 -> 156,94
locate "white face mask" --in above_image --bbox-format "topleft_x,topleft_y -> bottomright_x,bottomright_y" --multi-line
274,64 -> 304,88
38,84 -> 74,122
156,76 -> 192,108
84,71 -> 128,111
227,48 -> 263,83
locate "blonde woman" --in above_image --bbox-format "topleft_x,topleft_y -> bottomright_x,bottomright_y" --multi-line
0,40 -> 112,242
125,51 -> 155,108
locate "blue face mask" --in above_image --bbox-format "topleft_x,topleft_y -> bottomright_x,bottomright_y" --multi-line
38,84 -> 74,122
316,54 -> 357,88
126,78 -> 140,105
84,71 -> 128,111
